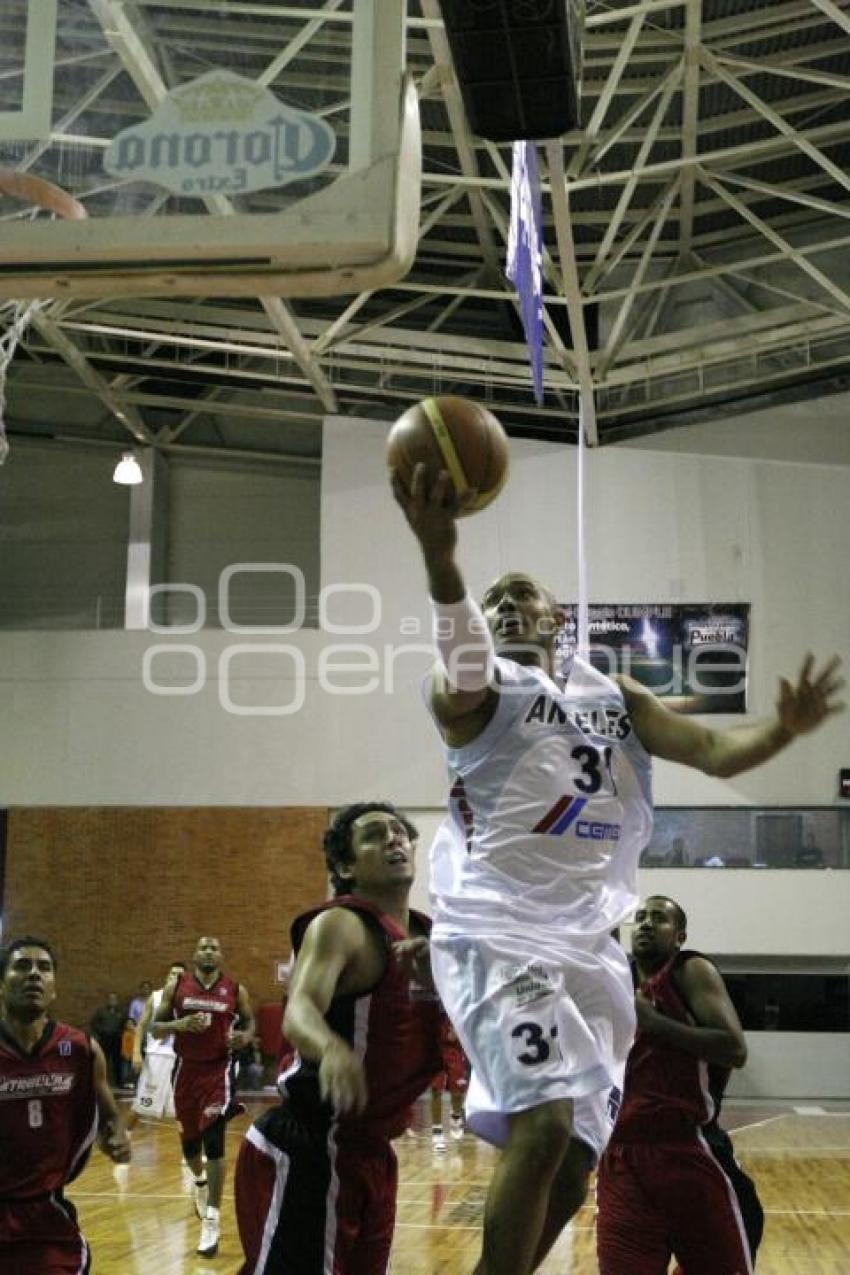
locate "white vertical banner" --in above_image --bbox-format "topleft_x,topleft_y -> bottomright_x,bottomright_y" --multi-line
576,393 -> 590,654
506,141 -> 545,404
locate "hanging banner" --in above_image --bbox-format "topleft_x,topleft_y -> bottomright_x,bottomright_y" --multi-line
556,602 -> 750,714
506,140 -> 545,404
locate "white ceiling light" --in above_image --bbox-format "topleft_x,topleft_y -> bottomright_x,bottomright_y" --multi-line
112,452 -> 143,485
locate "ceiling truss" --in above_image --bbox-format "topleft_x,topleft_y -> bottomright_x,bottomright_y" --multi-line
1,0 -> 849,456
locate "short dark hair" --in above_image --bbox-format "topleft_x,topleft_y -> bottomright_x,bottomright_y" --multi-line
646,895 -> 688,933
0,936 -> 58,978
324,802 -> 418,896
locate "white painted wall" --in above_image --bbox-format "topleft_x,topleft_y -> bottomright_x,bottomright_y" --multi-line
2,420 -> 846,812
727,1034 -> 850,1100
1,414 -> 848,1091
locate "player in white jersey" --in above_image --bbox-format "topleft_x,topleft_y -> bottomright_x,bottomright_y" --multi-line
391,461 -> 844,1275
129,962 -> 187,1126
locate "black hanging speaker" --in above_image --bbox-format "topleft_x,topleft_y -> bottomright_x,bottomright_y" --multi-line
437,0 -> 584,142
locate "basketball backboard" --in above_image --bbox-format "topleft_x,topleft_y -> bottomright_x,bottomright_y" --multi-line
0,0 -> 420,298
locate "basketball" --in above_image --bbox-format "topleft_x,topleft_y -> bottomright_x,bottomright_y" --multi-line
386,395 -> 509,516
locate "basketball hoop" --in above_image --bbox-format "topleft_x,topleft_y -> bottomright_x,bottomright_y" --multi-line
0,169 -> 87,464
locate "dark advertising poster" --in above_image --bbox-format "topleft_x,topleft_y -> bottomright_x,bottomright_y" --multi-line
556,603 -> 750,714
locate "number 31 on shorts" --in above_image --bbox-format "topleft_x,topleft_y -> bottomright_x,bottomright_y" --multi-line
510,1017 -> 562,1067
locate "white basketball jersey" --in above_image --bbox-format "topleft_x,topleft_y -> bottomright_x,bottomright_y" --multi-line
145,988 -> 175,1057
428,655 -> 653,941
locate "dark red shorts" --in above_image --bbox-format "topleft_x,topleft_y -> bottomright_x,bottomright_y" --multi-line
173,1055 -> 242,1142
0,1195 -> 90,1274
235,1103 -> 398,1275
431,1042 -> 469,1093
596,1133 -> 757,1275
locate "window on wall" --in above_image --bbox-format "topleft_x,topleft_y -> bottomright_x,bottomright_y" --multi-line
0,444 -> 129,629
0,447 -> 320,631
722,971 -> 850,1033
639,807 -> 850,869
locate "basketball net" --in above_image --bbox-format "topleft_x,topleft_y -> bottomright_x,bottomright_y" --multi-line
0,169 -> 88,465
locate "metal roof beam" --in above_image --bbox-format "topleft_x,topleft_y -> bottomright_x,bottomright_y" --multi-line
808,0 -> 850,38
710,171 -> 850,223
585,65 -> 682,292
597,179 -> 682,378
715,50 -> 850,94
585,1 -> 687,27
29,313 -> 153,444
421,118 -> 850,196
719,266 -> 850,321
568,11 -> 648,178
678,0 -> 702,259
698,168 -> 850,314
703,49 -> 850,200
590,228 -> 850,305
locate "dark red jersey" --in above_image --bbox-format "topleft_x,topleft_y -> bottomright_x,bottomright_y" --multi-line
0,1021 -> 97,1199
172,971 -> 240,1064
612,951 -> 730,1144
282,896 -> 443,1142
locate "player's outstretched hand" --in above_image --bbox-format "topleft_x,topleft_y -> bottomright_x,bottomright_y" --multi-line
99,1119 -> 131,1164
319,1039 -> 367,1116
390,463 -> 464,560
777,654 -> 845,737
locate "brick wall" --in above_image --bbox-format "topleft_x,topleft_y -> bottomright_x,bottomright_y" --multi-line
3,807 -> 329,1029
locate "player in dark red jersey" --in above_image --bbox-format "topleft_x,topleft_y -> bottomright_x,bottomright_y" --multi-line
156,935 -> 254,1258
596,896 -> 764,1275
0,935 -> 130,1274
234,802 -> 443,1275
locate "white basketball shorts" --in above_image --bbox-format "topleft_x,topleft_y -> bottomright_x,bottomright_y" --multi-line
132,1052 -> 176,1120
429,929 -> 635,1162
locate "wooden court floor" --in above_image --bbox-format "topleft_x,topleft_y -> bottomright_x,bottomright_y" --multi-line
66,1098 -> 850,1273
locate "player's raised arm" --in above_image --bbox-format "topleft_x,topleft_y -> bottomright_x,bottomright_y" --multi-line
620,653 -> 844,777
391,463 -> 495,725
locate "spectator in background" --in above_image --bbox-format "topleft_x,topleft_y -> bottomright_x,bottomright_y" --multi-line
763,996 -> 781,1030
235,1039 -> 265,1091
121,981 -> 152,1087
91,993 -> 126,1087
795,833 -> 824,868
666,836 -> 687,866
